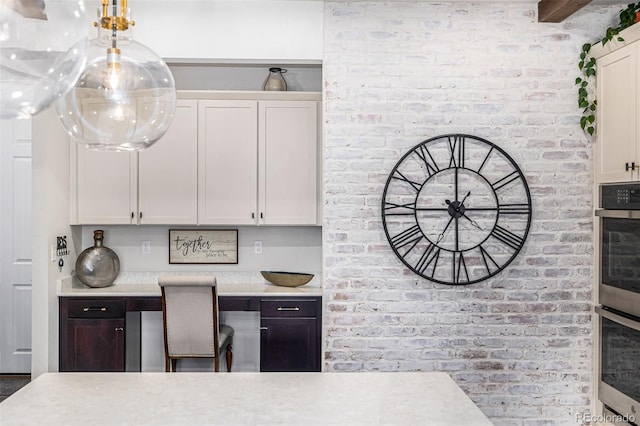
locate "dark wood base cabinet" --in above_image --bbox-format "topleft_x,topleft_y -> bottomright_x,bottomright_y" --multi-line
260,299 -> 321,372
59,298 -> 126,372
59,296 -> 321,373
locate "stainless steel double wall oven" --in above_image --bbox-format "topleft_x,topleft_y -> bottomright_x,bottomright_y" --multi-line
596,183 -> 640,425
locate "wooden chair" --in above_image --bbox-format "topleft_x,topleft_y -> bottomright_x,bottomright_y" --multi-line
158,275 -> 233,372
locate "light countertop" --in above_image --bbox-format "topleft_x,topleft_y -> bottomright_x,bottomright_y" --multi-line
58,273 -> 323,297
0,372 -> 493,426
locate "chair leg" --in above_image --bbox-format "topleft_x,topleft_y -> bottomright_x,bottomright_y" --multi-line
226,344 -> 233,372
171,358 -> 177,373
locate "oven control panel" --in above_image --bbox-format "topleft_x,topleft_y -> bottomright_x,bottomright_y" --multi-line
601,183 -> 640,210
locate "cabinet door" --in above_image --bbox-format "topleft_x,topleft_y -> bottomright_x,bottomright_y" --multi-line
596,41 -> 639,183
260,317 -> 319,372
60,318 -> 125,372
260,298 -> 320,372
258,101 -> 318,225
198,100 -> 258,225
71,145 -> 136,224
138,100 -> 198,224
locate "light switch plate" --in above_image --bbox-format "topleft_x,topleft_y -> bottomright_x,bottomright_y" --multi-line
254,240 -> 263,255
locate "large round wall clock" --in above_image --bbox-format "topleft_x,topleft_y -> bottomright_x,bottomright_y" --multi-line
382,134 -> 532,285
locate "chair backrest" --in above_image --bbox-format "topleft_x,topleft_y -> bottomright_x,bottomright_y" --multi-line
158,275 -> 220,358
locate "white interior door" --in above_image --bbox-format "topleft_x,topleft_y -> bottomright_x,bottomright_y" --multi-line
0,118 -> 32,373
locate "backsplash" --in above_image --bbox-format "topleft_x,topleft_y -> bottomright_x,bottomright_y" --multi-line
75,225 -> 322,275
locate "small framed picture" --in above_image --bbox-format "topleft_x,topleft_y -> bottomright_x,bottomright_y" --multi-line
169,229 -> 238,264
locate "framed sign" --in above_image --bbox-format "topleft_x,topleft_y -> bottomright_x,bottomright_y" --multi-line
169,229 -> 238,264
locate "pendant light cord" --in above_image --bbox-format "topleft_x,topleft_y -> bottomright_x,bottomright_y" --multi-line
111,0 -> 118,48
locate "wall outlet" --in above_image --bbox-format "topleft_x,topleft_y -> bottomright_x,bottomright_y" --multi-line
254,240 -> 263,255
141,240 -> 151,255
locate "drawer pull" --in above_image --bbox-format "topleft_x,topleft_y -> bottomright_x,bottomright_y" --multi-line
260,327 -> 268,330
115,327 -> 124,331
83,307 -> 107,312
277,307 -> 300,311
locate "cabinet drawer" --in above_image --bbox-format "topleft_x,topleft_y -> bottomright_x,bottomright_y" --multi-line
261,299 -> 318,317
66,299 -> 125,318
220,297 -> 260,312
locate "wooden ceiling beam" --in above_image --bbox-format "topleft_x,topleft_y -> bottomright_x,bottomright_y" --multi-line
538,0 -> 593,22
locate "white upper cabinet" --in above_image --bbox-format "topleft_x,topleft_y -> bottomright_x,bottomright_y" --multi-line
259,101 -> 318,225
198,100 -> 258,225
71,147 -> 136,225
71,100 -> 198,225
138,100 -> 198,224
593,26 -> 640,183
199,99 -> 318,225
71,92 -> 321,226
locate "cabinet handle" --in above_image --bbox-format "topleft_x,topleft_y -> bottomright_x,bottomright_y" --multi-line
83,307 -> 107,312
131,212 -> 134,219
260,212 -> 264,219
115,327 -> 124,331
633,162 -> 637,171
260,327 -> 268,330
277,307 -> 301,311
139,212 -> 142,219
252,212 -> 255,219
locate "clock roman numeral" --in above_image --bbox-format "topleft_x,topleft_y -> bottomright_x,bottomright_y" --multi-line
490,225 -> 524,251
448,135 -> 465,168
477,146 -> 495,174
479,245 -> 501,275
392,170 -> 422,192
384,201 -> 417,216
497,203 -> 531,215
452,252 -> 469,284
491,171 -> 520,191
414,144 -> 440,176
391,225 -> 424,251
415,243 -> 440,276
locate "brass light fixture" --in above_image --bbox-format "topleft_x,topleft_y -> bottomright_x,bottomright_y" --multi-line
55,0 -> 176,151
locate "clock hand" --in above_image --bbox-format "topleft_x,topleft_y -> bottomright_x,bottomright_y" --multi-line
436,216 -> 454,244
455,191 -> 482,229
462,213 -> 483,230
445,191 -> 471,212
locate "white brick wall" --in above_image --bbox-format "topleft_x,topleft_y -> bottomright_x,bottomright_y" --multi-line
322,2 -> 620,424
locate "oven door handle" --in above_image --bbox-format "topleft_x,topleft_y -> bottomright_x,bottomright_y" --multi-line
596,306 -> 640,332
595,209 -> 640,219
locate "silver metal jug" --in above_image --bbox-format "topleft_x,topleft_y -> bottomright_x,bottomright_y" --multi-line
263,67 -> 288,91
75,230 -> 120,288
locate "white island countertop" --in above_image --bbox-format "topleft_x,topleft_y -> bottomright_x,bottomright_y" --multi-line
0,372 -> 492,426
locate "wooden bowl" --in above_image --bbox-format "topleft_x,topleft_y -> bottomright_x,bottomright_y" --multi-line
261,271 -> 314,287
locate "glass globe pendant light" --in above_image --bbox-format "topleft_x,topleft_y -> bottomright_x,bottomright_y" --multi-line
0,0 -> 89,119
55,0 -> 176,151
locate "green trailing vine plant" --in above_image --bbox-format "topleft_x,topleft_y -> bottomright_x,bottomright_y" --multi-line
576,2 -> 640,136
